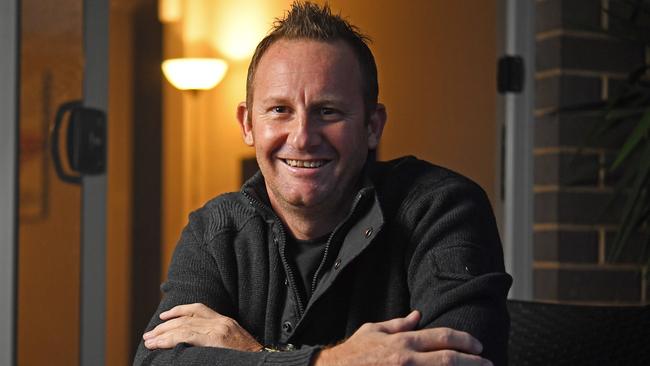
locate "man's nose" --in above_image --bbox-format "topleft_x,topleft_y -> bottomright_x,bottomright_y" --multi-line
288,111 -> 321,150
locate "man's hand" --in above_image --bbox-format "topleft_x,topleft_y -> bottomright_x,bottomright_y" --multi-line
314,310 -> 492,366
142,303 -> 262,352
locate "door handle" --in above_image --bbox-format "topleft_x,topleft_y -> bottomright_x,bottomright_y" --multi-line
51,100 -> 106,184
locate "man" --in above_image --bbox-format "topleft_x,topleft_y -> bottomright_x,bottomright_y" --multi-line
134,2 -> 511,365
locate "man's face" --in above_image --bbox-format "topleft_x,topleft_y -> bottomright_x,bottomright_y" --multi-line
237,39 -> 385,213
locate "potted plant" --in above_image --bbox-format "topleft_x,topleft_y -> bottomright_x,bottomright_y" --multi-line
583,1 -> 650,266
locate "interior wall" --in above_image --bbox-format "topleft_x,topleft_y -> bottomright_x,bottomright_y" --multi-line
107,1 -> 135,364
130,0 -> 164,357
161,0 -> 499,272
161,0 -> 293,275
16,0 -> 136,364
332,1 -> 499,203
17,1 -> 84,364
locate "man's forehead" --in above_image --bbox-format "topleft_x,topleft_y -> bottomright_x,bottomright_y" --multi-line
256,93 -> 350,106
259,38 -> 356,67
251,39 -> 362,96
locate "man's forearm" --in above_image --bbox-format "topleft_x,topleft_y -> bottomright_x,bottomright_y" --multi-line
312,311 -> 491,366
133,343 -> 320,366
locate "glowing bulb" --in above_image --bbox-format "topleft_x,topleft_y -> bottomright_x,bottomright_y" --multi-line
161,58 -> 228,91
158,0 -> 182,23
210,1 -> 272,60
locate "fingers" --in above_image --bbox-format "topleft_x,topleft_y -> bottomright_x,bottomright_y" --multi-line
144,316 -> 190,340
143,317 -> 195,349
142,306 -> 262,351
144,303 -> 220,341
373,310 -> 421,334
415,350 -> 493,366
405,327 -> 483,355
144,303 -> 220,349
144,327 -> 203,350
159,303 -> 217,320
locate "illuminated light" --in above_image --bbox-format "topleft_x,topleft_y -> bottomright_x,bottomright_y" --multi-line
183,0 -> 211,44
162,58 -> 228,91
158,0 -> 182,23
210,0 -> 274,60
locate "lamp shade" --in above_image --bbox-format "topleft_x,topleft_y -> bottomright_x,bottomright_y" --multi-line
162,58 -> 228,91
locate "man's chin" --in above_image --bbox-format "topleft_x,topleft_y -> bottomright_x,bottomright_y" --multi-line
279,190 -> 332,210
284,195 -> 325,209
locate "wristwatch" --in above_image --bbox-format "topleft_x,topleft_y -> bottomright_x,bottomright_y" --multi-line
260,343 -> 296,352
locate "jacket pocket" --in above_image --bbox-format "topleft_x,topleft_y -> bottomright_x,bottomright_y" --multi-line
431,242 -> 489,281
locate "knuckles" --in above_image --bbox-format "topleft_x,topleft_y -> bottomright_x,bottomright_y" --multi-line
387,352 -> 413,366
147,305 -> 258,350
206,329 -> 228,344
435,328 -> 454,347
215,317 -> 237,335
437,350 -> 460,366
188,302 -> 206,313
392,333 -> 413,350
220,316 -> 237,329
358,322 -> 376,332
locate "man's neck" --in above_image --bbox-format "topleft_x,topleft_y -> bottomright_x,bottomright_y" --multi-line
270,196 -> 352,240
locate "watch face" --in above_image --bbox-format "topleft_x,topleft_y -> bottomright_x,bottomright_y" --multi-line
263,344 -> 296,352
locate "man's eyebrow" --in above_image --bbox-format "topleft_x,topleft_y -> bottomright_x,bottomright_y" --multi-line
257,96 -> 291,106
309,93 -> 355,107
257,96 -> 349,106
313,97 -> 347,105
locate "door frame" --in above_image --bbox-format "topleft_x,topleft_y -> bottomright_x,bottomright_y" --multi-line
0,0 -> 110,364
496,0 -> 535,300
0,0 -> 19,364
80,0 -> 109,364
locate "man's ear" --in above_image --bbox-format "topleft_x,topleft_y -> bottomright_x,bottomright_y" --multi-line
367,103 -> 387,149
236,102 -> 254,146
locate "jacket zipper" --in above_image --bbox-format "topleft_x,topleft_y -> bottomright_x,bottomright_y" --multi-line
241,190 -> 306,315
309,188 -> 370,296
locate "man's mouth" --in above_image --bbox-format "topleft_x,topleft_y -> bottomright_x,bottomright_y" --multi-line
283,159 -> 329,168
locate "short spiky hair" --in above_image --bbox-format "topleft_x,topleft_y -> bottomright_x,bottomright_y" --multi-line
245,1 -> 378,117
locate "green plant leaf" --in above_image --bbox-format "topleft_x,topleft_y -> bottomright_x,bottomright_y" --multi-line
628,65 -> 650,84
610,108 -> 650,170
608,142 -> 650,261
605,107 -> 646,121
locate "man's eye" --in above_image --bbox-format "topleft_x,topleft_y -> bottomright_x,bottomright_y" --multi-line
272,106 -> 288,113
320,108 -> 341,117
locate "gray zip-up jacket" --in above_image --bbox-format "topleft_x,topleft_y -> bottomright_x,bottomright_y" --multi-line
134,156 -> 512,366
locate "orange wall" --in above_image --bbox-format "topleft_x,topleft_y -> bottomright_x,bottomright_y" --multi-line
162,0 -> 499,272
17,0 -> 84,364
106,1 -> 135,364
161,0 -> 293,274
333,1 -> 499,200
18,1 -> 135,365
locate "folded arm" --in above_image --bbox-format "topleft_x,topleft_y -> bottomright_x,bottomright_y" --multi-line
132,217 -> 320,366
134,178 -> 511,366
404,177 -> 512,365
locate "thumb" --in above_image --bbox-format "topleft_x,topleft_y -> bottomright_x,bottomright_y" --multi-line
376,310 -> 420,334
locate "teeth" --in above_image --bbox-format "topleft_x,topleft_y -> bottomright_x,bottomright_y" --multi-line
285,159 -> 326,168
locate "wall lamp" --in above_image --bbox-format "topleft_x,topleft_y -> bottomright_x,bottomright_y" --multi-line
161,58 -> 228,91
160,57 -> 228,214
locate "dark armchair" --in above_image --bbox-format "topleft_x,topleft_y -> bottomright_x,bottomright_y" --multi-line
507,299 -> 650,365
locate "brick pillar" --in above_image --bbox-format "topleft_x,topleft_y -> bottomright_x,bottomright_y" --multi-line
534,0 -> 648,304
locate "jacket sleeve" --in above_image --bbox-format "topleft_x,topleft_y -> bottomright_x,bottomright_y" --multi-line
133,212 -> 320,366
403,177 -> 512,366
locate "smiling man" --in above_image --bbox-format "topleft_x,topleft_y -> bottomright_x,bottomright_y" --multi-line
134,2 -> 511,366
240,37 -> 382,241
